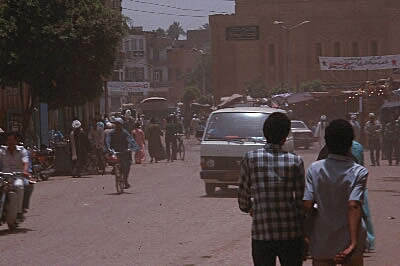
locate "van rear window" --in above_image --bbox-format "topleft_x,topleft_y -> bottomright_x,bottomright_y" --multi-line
204,112 -> 269,140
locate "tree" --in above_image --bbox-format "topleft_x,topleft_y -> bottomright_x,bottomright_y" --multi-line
188,49 -> 212,95
167,21 -> 186,40
0,0 -> 124,107
154,27 -> 166,37
245,77 -> 268,98
300,79 -> 326,92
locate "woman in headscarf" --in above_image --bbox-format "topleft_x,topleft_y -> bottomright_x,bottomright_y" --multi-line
146,118 -> 164,163
132,122 -> 146,164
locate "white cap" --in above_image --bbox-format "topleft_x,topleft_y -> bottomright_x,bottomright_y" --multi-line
369,113 -> 376,118
113,117 -> 124,125
351,114 -> 357,119
321,115 -> 327,121
72,120 -> 82,129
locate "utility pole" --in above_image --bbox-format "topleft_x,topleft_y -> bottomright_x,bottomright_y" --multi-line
273,20 -> 311,89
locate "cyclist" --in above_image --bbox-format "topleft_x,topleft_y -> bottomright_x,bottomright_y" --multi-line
106,118 -> 141,189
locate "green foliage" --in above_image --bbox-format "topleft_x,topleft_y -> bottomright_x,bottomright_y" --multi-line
300,79 -> 326,92
183,86 -> 200,104
198,95 -> 213,105
245,77 -> 268,98
167,21 -> 186,40
153,27 -> 166,37
187,50 -> 212,94
0,0 -> 124,108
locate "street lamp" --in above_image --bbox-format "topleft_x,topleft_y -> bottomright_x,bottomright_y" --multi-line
193,48 -> 207,96
273,20 -> 310,88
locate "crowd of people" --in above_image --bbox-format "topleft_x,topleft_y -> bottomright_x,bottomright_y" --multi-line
239,112 -> 375,265
314,112 -> 400,167
67,111 -> 205,180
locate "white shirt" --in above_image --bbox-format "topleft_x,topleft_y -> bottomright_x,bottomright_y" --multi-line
0,146 -> 29,172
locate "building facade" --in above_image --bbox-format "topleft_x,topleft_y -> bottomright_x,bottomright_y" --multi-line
210,0 -> 400,100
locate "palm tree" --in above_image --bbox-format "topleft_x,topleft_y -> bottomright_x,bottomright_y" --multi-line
154,27 -> 166,37
167,21 -> 186,40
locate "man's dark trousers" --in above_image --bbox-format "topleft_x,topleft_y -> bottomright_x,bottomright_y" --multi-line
252,238 -> 303,266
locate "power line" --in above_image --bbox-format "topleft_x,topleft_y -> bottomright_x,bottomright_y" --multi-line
130,0 -> 229,14
122,7 -> 209,18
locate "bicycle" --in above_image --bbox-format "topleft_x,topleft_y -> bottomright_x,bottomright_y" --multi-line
176,134 -> 185,161
107,151 -> 125,194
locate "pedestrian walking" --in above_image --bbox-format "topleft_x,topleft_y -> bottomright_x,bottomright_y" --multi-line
364,113 -> 382,166
70,120 -> 89,178
314,115 -> 328,148
191,114 -> 201,138
132,122 -> 146,164
317,140 -> 376,253
304,119 -> 368,265
383,115 -> 396,166
93,121 -> 105,172
349,114 -> 361,142
394,117 -> 400,165
146,118 -> 164,163
239,112 -> 305,266
165,115 -> 179,162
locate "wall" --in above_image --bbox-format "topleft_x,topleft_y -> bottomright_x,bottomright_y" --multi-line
211,0 -> 399,101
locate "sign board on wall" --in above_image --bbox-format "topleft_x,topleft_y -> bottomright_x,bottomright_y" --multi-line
107,82 -> 150,93
226,26 -> 259,41
319,55 -> 400,71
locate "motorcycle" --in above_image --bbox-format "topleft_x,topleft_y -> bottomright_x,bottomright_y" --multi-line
31,146 -> 56,181
0,172 -> 25,230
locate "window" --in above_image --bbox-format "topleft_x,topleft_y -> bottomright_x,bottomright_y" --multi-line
153,48 -> 160,61
130,39 -> 136,51
168,68 -> 173,81
135,67 -> 144,82
138,39 -> 144,51
112,0 -> 120,9
154,70 -> 162,82
124,40 -> 130,51
125,67 -> 144,82
268,44 -> 275,65
315,43 -> 322,63
370,40 -> 378,56
352,42 -> 359,57
176,68 -> 181,80
334,42 -> 341,57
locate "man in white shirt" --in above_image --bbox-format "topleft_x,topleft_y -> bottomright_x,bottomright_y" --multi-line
0,132 -> 34,218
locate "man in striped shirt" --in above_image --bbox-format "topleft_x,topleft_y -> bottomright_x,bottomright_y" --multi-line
239,112 -> 305,266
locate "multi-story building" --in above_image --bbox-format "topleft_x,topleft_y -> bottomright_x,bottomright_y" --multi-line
167,29 -> 211,103
210,0 -> 400,100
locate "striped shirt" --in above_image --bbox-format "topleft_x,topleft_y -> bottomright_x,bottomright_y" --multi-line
238,144 -> 305,240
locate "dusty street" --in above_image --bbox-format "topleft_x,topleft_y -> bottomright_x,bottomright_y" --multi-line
1,140 -> 399,266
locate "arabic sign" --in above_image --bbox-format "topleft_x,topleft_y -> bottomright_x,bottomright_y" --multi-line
319,55 -> 400,71
107,82 -> 150,92
226,26 -> 259,41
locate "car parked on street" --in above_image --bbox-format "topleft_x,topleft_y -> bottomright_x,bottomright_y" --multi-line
291,120 -> 314,150
200,107 -> 294,195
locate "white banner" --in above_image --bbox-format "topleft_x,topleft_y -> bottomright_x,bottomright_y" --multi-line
319,55 -> 400,71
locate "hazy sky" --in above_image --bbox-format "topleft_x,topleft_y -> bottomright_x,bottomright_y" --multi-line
122,0 -> 235,32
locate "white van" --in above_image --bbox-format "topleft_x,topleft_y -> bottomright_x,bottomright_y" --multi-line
200,107 -> 294,195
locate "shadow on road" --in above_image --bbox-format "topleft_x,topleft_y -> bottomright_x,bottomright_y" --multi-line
104,192 -> 134,196
0,227 -> 34,236
201,188 -> 238,199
